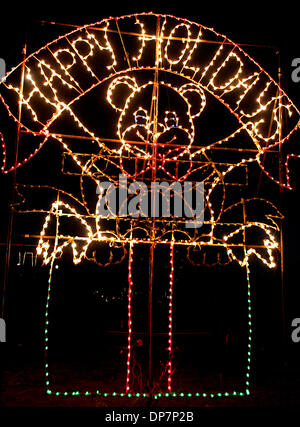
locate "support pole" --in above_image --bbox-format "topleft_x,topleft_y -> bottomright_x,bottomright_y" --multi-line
2,43 -> 27,318
147,15 -> 160,393
147,243 -> 154,392
277,51 -> 286,375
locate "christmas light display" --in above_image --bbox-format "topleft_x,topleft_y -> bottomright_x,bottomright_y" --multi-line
1,12 -> 300,400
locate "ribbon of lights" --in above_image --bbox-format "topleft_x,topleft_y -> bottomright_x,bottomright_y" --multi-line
1,12 -> 300,399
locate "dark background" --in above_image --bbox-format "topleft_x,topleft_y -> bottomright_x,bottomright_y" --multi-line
0,1 -> 300,407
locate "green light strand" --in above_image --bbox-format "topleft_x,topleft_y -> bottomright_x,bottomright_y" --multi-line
44,196 -> 60,394
245,261 -> 252,396
44,246 -> 253,399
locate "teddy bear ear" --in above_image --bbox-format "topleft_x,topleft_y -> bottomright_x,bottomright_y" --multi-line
107,76 -> 138,111
179,83 -> 206,118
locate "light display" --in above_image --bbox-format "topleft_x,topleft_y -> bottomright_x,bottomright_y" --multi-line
1,12 -> 300,399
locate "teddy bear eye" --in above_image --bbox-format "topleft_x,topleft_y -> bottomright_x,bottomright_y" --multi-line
134,108 -> 148,125
165,111 -> 178,128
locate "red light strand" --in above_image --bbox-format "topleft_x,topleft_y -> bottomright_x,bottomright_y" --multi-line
167,242 -> 174,392
126,242 -> 134,393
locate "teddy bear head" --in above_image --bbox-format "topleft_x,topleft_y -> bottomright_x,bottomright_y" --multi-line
106,76 -> 206,179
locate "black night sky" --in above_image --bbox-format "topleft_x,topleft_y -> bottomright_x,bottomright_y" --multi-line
1,1 -> 300,415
